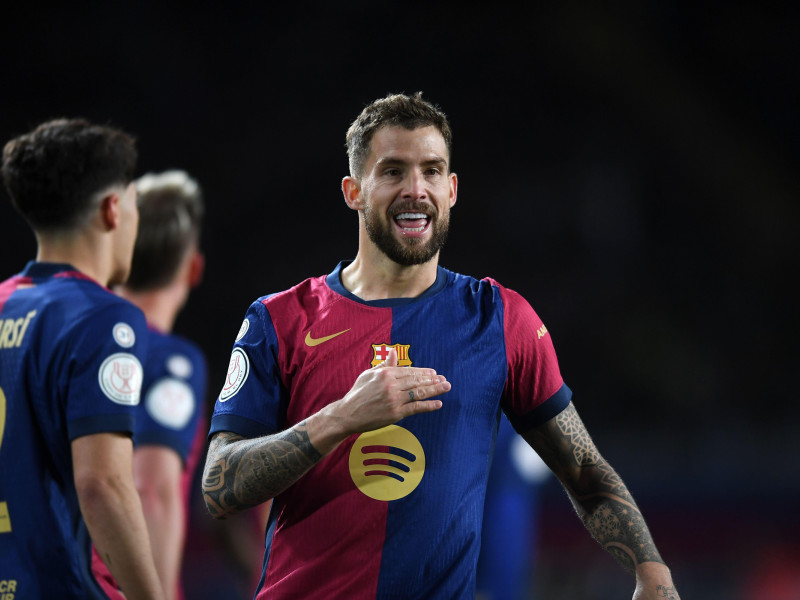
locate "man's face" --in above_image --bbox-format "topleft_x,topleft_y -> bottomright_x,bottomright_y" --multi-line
357,125 -> 457,266
108,181 -> 139,287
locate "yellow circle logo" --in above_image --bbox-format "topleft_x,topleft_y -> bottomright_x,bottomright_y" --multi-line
349,425 -> 425,501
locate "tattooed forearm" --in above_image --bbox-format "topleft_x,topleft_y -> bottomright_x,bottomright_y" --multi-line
572,458 -> 665,574
525,403 -> 665,575
202,422 -> 322,518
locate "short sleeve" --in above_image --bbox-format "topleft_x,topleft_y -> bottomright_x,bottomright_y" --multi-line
64,301 -> 149,441
491,281 -> 571,434
134,335 -> 208,462
209,298 -> 286,439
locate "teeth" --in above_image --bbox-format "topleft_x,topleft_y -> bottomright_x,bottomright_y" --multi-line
395,212 -> 428,220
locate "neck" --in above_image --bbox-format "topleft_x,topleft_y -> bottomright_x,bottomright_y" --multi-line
116,280 -> 187,333
35,233 -> 113,287
341,249 -> 439,301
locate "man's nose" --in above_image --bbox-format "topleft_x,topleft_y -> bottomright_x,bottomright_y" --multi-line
401,169 -> 427,200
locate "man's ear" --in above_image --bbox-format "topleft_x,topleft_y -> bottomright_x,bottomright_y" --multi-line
188,250 -> 205,288
342,176 -> 363,210
99,193 -> 121,231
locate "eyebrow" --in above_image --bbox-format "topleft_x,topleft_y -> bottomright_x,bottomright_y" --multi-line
374,155 -> 448,168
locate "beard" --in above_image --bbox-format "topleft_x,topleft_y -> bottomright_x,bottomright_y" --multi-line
362,200 -> 450,266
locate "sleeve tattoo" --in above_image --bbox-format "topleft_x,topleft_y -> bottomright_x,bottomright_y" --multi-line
531,403 -> 665,575
202,421 -> 322,518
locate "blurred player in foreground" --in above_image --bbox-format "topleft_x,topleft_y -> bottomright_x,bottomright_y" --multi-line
0,119 -> 164,599
476,415 -> 551,600
93,170 -> 208,600
202,93 -> 680,599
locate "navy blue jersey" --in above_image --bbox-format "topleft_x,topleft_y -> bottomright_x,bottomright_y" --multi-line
134,328 -> 207,466
94,327 -> 207,600
0,262 -> 148,599
210,262 -> 571,599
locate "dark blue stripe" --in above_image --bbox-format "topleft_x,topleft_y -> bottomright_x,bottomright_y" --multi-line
507,383 -> 572,434
68,414 -> 135,441
209,413 -> 272,439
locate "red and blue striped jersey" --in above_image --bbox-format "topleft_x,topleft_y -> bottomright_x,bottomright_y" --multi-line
210,261 -> 571,599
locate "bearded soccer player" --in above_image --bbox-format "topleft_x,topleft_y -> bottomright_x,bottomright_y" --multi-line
0,119 -> 164,599
202,93 -> 680,600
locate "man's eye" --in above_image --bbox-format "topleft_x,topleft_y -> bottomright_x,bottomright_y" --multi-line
384,168 -> 401,177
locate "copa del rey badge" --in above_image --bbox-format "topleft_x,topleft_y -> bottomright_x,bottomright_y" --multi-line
98,352 -> 143,405
220,348 -> 250,401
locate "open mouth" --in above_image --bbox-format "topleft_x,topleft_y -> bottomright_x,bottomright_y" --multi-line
393,212 -> 430,233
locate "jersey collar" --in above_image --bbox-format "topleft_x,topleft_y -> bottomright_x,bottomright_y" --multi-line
326,260 -> 449,307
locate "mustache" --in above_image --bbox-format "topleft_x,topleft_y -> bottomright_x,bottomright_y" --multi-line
387,202 -> 438,219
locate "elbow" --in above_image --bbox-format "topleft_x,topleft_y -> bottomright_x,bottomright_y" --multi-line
75,472 -> 126,514
201,488 -> 236,520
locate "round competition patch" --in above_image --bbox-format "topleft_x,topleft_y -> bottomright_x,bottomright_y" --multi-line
166,354 -> 193,379
98,353 -> 143,405
219,348 -> 249,401
112,322 -> 136,348
349,425 -> 425,501
235,318 -> 250,342
146,378 -> 195,430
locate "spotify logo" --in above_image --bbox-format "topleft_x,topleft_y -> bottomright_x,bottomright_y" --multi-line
349,425 -> 425,501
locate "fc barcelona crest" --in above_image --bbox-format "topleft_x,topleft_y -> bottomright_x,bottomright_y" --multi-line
371,343 -> 412,367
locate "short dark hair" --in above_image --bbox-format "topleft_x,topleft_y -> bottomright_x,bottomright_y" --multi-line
2,118 -> 137,232
345,92 -> 453,178
124,170 -> 204,291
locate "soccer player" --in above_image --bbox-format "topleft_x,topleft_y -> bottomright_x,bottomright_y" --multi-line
0,119 -> 164,599
93,170 -> 208,600
202,93 -> 680,599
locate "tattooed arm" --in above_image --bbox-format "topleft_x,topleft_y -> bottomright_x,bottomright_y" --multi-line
522,402 -> 680,600
202,349 -> 450,519
203,423 -> 323,518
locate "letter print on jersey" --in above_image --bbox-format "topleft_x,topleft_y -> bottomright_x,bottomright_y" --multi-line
220,347 -> 249,401
349,424 -> 425,501
98,352 -> 143,405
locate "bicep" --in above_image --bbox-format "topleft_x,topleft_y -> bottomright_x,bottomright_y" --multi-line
72,432 -> 134,484
133,445 -> 183,497
521,401 -> 601,487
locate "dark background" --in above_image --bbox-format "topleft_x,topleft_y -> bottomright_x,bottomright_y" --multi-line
2,2 -> 798,598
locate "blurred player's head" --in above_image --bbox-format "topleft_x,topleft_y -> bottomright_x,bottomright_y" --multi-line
2,118 -> 137,233
345,92 -> 453,179
124,170 -> 205,292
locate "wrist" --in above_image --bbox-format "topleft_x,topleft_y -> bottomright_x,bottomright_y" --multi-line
305,402 -> 352,457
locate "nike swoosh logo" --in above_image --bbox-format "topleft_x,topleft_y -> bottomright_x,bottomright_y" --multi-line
304,328 -> 351,347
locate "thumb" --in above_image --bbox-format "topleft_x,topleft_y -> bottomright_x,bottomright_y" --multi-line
376,346 -> 398,368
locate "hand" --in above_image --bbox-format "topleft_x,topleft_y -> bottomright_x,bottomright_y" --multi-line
328,347 -> 450,435
633,563 -> 680,600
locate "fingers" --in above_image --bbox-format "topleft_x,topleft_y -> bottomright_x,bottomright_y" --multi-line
375,346 -> 398,368
397,375 -> 450,418
369,348 -> 451,417
401,398 -> 443,417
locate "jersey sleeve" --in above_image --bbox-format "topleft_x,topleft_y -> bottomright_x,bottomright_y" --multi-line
491,281 -> 572,434
209,298 -> 286,439
134,337 -> 208,463
63,301 -> 149,441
